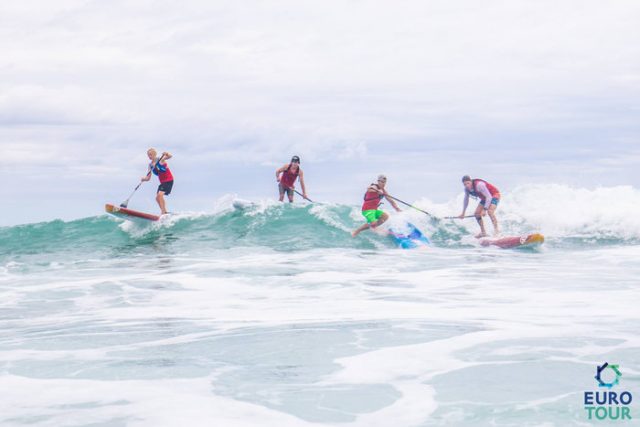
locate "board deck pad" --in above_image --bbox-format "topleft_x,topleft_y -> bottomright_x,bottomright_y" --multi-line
479,233 -> 545,249
388,223 -> 430,249
105,204 -> 160,222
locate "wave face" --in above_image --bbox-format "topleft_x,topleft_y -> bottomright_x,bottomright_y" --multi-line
2,184 -> 639,264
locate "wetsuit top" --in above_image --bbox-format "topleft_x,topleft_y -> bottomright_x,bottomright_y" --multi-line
362,184 -> 384,211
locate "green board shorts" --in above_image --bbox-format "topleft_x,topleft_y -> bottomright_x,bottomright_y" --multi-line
362,209 -> 384,223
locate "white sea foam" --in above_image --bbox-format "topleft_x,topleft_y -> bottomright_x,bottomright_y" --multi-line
414,184 -> 640,239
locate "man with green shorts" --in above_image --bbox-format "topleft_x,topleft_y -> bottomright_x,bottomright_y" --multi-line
351,175 -> 401,237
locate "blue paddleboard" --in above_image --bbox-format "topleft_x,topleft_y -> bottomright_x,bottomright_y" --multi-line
388,223 -> 430,249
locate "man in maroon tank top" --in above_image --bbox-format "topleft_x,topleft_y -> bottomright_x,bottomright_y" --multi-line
275,156 -> 309,202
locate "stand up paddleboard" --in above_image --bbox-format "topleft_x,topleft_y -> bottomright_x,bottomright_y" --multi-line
388,223 -> 430,249
479,233 -> 544,249
105,204 -> 160,222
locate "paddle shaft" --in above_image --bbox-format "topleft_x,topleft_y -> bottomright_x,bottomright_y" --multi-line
293,189 -> 314,203
387,195 -> 476,221
386,195 -> 434,217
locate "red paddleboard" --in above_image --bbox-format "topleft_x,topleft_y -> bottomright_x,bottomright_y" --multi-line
479,233 -> 544,249
105,204 -> 160,221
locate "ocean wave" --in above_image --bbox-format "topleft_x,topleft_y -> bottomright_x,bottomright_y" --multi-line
2,185 -> 638,261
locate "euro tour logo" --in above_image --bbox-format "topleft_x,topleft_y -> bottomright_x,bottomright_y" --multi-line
584,362 -> 633,421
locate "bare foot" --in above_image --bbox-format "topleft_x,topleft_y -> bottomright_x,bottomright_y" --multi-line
475,232 -> 488,238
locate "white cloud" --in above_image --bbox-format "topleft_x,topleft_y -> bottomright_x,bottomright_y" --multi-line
1,0 -> 639,224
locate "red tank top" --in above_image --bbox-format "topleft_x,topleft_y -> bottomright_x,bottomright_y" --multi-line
362,184 -> 383,211
280,164 -> 299,188
151,161 -> 174,183
471,179 -> 500,201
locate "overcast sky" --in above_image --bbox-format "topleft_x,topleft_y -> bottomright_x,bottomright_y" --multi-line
1,0 -> 639,225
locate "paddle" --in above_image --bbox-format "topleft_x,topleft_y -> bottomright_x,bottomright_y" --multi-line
387,195 -> 478,222
386,195 -> 435,218
120,153 -> 167,208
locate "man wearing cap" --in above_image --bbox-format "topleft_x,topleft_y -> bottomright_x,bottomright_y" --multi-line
458,175 -> 501,237
352,175 -> 401,237
276,155 -> 309,202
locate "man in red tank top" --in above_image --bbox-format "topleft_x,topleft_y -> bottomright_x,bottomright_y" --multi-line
458,175 -> 500,237
141,148 -> 174,215
275,156 -> 309,202
351,175 -> 401,237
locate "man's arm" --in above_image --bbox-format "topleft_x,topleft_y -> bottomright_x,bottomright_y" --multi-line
383,190 -> 401,212
160,152 -> 172,162
461,192 -> 469,215
476,182 -> 493,209
141,165 -> 152,181
275,165 -> 286,181
298,169 -> 307,197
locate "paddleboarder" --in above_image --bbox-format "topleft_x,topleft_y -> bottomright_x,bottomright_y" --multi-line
352,175 -> 401,237
458,175 -> 500,237
141,148 -> 174,215
276,155 -> 309,202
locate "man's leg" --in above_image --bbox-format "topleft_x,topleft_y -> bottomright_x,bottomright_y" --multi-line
474,204 -> 487,237
370,212 -> 389,229
156,191 -> 167,214
351,223 -> 371,237
488,204 -> 499,235
287,188 -> 294,203
278,184 -> 285,202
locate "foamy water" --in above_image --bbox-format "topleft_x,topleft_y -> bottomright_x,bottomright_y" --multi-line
1,185 -> 639,426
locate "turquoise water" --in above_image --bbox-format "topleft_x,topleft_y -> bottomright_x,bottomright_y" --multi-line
1,189 -> 639,426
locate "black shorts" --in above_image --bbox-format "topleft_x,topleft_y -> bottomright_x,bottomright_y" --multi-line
157,180 -> 174,195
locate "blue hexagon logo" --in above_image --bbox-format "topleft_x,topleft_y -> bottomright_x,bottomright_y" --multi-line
595,362 -> 622,389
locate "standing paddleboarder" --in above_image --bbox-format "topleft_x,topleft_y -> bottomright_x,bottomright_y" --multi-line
276,155 -> 309,202
141,148 -> 174,215
458,175 -> 500,237
352,175 -> 401,237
